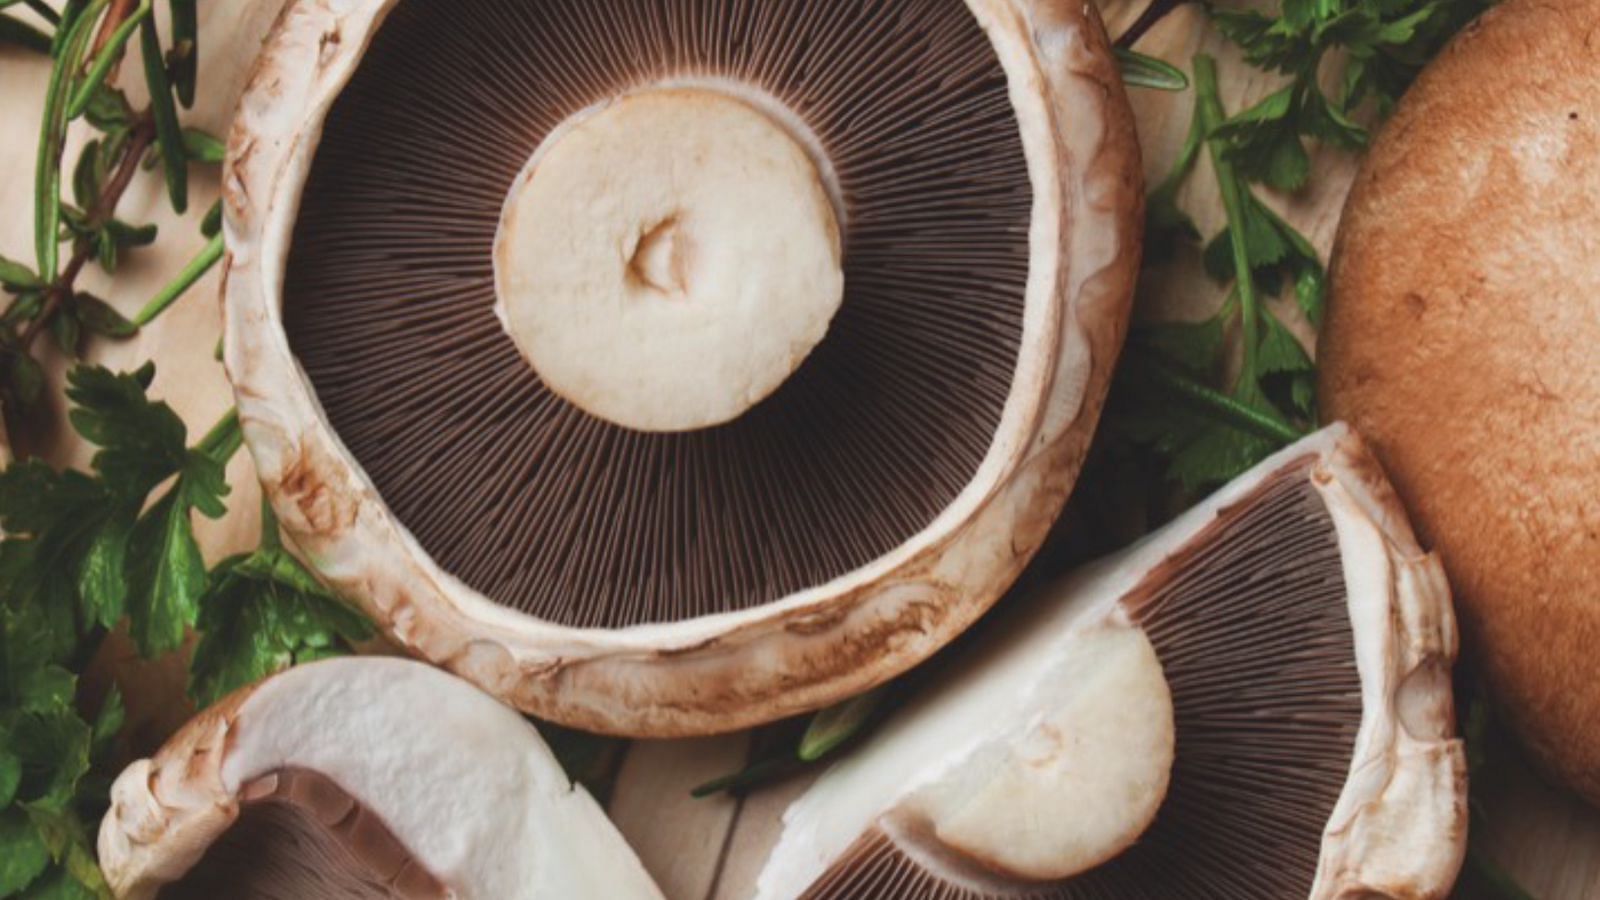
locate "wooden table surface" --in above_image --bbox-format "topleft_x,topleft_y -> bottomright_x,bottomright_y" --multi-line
1,2 -> 1595,897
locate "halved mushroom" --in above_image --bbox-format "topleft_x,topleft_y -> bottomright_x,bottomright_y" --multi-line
97,657 -> 662,900
755,424 -> 1466,899
222,0 -> 1142,736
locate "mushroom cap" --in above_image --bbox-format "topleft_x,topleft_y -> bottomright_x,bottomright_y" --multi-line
97,657 -> 663,900
1320,0 -> 1600,806
222,0 -> 1142,737
755,425 -> 1466,899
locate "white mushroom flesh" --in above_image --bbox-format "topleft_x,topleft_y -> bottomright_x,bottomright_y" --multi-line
494,87 -> 844,432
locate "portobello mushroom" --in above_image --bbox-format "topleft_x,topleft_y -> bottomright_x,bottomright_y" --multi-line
221,0 -> 1143,736
97,657 -> 662,900
1321,0 -> 1600,808
756,425 -> 1466,899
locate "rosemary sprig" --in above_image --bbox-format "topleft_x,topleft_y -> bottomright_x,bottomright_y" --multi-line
138,11 -> 185,213
65,0 -> 149,119
34,0 -> 107,284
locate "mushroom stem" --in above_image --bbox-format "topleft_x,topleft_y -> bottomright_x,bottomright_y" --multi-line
900,623 -> 1174,884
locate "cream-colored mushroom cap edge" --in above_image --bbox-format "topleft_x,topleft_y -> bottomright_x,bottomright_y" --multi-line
221,0 -> 1142,737
758,425 -> 1466,900
97,657 -> 663,900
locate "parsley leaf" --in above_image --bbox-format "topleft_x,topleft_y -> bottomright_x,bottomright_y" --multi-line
1211,0 -> 1493,189
188,503 -> 371,708
0,808 -> 50,896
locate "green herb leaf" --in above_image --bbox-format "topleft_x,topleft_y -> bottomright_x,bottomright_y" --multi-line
75,505 -> 136,629
1115,48 -> 1190,91
199,200 -> 221,239
6,350 -> 46,409
0,255 -> 43,291
10,706 -> 91,810
36,0 -> 107,282
690,756 -> 805,799
65,364 -> 187,498
799,687 -> 887,762
189,544 -> 372,708
80,85 -> 132,133
123,443 -> 229,658
167,0 -> 197,108
0,808 -> 50,895
179,128 -> 224,164
89,687 -> 123,760
138,14 -> 187,214
0,749 -> 20,808
65,0 -> 152,121
73,293 -> 138,339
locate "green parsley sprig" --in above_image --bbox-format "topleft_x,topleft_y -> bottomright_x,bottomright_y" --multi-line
0,364 -> 372,898
1,6 -> 374,896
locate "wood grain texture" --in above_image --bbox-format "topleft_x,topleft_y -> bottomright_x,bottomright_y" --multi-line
1,2 -> 1595,896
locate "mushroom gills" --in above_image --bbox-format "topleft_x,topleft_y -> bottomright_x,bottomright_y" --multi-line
98,658 -> 664,900
281,0 -> 1032,629
757,427 -> 1464,899
159,769 -> 446,900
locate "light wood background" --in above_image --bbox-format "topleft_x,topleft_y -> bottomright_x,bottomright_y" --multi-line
0,2 -> 1594,897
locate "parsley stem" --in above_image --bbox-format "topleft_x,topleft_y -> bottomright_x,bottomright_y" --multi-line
132,232 -> 223,327
1134,348 -> 1304,444
1193,54 -> 1263,388
195,406 -> 241,464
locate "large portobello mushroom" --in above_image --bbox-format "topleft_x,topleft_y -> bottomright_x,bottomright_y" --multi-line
222,0 -> 1142,736
1321,0 -> 1600,805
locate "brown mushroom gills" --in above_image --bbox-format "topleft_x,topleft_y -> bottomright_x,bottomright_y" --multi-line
159,769 -> 448,900
798,459 -> 1363,898
281,0 -> 1031,628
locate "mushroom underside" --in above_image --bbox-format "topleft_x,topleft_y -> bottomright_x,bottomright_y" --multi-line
773,455 -> 1370,899
98,658 -> 664,900
280,0 -> 1033,629
159,769 -> 446,900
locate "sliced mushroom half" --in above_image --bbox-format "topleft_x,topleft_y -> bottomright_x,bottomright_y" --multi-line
755,424 -> 1467,899
222,0 -> 1142,736
97,658 -> 662,900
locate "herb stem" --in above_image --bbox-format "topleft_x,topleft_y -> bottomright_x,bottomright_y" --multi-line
35,0 -> 105,282
67,0 -> 151,120
1134,348 -> 1305,444
89,0 -> 134,56
21,113 -> 156,350
132,232 -> 222,327
195,406 -> 241,464
1194,54 -> 1262,383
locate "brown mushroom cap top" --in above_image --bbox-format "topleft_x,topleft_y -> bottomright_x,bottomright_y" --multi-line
1321,0 -> 1600,804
